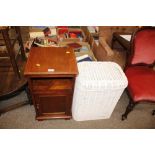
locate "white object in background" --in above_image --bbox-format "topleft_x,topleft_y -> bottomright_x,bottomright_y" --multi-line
29,32 -> 45,39
49,26 -> 56,29
120,35 -> 132,41
72,62 -> 128,121
50,28 -> 57,36
33,42 -> 59,47
95,40 -> 99,46
95,26 -> 99,33
76,54 -> 89,61
87,26 -> 96,33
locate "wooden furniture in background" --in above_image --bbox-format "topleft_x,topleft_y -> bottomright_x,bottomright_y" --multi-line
112,32 -> 131,53
0,26 -> 29,115
24,47 -> 78,120
0,26 -> 26,79
99,26 -> 138,46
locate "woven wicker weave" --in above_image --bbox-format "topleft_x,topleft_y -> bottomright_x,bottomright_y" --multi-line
72,62 -> 128,121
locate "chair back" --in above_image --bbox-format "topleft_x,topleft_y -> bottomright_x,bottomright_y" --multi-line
129,27 -> 155,65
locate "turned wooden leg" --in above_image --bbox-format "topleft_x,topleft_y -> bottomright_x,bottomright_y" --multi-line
122,100 -> 136,120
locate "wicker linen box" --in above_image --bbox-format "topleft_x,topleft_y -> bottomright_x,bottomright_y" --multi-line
72,62 -> 128,121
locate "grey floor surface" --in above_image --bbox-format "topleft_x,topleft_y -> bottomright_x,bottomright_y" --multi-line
0,91 -> 155,129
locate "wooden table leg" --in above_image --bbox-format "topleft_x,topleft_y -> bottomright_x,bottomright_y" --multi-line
1,28 -> 21,79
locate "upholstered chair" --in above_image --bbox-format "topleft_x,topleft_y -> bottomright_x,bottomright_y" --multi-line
122,27 -> 155,120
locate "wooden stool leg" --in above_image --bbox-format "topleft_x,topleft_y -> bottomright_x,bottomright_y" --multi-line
2,29 -> 21,79
14,26 -> 26,60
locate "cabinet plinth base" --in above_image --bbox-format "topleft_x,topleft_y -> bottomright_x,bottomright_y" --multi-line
36,114 -> 71,121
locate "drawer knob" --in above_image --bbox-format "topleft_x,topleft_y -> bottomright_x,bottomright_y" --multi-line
36,64 -> 41,67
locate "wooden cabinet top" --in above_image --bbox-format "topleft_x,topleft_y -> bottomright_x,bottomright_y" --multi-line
24,47 -> 78,77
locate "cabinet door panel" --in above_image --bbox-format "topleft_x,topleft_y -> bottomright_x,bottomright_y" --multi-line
34,94 -> 72,116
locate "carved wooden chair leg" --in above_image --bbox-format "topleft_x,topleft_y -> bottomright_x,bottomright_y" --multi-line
152,110 -> 155,115
122,100 -> 136,120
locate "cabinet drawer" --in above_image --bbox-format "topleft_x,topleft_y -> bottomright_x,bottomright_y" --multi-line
31,78 -> 74,93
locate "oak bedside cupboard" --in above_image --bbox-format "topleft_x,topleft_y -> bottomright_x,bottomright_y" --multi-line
24,47 -> 78,121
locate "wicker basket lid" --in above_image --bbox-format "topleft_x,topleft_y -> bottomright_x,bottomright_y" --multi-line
76,62 -> 128,90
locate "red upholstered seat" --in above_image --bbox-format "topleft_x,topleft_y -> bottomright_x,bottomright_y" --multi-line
125,66 -> 155,102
